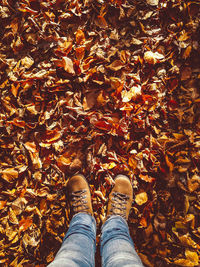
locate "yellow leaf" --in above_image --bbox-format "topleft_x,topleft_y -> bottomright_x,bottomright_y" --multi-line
177,234 -> 197,248
178,30 -> 189,41
135,192 -> 148,205
173,259 -> 197,266
107,162 -> 117,169
185,249 -> 199,264
9,208 -> 18,225
128,157 -> 137,170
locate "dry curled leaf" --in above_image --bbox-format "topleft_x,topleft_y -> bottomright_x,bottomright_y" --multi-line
1,168 -> 18,183
144,51 -> 164,64
107,60 -> 125,71
76,29 -> 85,45
62,57 -> 75,74
146,0 -> 159,5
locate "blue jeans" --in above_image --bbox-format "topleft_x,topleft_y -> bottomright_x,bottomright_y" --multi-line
48,213 -> 144,267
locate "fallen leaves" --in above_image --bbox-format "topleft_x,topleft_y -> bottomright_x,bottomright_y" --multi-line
0,0 -> 200,266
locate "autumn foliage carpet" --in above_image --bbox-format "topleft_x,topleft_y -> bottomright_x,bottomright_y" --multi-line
0,0 -> 200,266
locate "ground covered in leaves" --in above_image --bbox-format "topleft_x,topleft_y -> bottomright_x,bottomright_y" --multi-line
0,0 -> 200,266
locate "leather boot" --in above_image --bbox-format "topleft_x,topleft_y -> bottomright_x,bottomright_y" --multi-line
106,174 -> 133,221
67,174 -> 93,218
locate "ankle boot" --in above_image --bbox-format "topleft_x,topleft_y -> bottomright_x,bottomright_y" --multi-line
106,174 -> 133,221
67,174 -> 93,218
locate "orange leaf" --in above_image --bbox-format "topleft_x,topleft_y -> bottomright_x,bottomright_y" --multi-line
40,199 -> 47,214
76,29 -> 85,45
7,118 -> 25,128
0,201 -> 7,210
11,84 -> 20,97
19,218 -> 32,232
139,174 -> 155,183
57,155 -> 71,167
128,157 -> 137,170
76,46 -> 85,60
183,45 -> 192,59
24,141 -> 37,153
140,216 -> 148,227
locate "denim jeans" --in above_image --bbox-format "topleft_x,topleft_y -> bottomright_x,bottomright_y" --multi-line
48,213 -> 144,267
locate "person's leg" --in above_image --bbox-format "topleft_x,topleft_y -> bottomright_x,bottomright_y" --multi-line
48,174 -> 96,267
48,213 -> 96,267
101,215 -> 144,267
100,174 -> 144,267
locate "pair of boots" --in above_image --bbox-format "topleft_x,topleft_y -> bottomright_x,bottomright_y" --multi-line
67,174 -> 133,221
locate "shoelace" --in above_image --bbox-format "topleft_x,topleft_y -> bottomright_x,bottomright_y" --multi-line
70,189 -> 89,214
110,192 -> 130,220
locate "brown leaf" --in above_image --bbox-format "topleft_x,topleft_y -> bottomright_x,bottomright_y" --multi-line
76,46 -> 85,60
188,174 -> 200,192
45,129 -> 61,143
95,16 -> 108,28
7,118 -> 25,128
121,86 -> 141,102
1,168 -> 18,183
23,229 -> 40,247
94,191 -> 106,202
21,56 -> 34,69
183,45 -> 192,59
181,67 -> 192,81
107,60 -> 125,71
